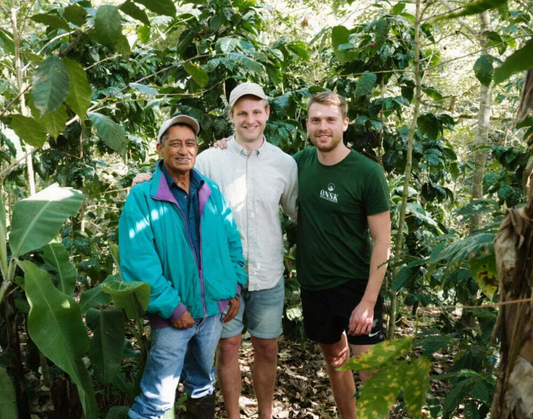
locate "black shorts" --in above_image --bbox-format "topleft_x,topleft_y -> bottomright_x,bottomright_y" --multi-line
300,280 -> 385,345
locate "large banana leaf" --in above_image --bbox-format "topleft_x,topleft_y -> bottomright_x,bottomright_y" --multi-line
79,284 -> 112,314
0,366 -> 18,419
22,261 -> 98,419
87,308 -> 125,384
42,243 -> 77,297
102,280 -> 150,320
9,184 -> 83,258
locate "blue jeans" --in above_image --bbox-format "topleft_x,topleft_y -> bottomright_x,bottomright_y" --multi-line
129,314 -> 223,419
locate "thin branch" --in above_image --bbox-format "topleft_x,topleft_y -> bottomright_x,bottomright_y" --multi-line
435,0 -> 477,36
0,84 -> 31,118
0,146 -> 37,178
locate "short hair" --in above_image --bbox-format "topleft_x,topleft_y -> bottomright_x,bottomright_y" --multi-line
307,92 -> 348,119
159,123 -> 197,146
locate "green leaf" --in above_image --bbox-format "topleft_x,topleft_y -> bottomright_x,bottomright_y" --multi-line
184,62 -> 209,87
217,37 -> 240,53
455,199 -> 499,220
63,4 -> 87,26
404,357 -> 431,419
130,82 -> 157,95
357,361 -> 407,419
417,335 -> 454,355
106,406 -> 130,419
486,31 -> 506,55
374,18 -> 389,50
31,13 -> 70,31
63,58 -> 92,120
115,33 -> 131,58
95,5 -> 122,49
79,284 -> 112,314
9,184 -> 84,258
339,337 -> 412,371
0,28 -> 15,55
391,2 -> 406,14
469,378 -> 493,404
133,0 -> 176,17
432,233 -> 495,266
87,308 -> 125,384
88,113 -> 128,155
286,41 -> 310,61
11,115 -> 47,148
332,25 -> 356,63
228,53 -> 264,75
0,366 -> 18,419
474,55 -> 494,87
445,0 -> 507,18
119,1 -> 150,25
443,380 -> 471,419
32,56 -> 70,115
469,254 -> 497,300
42,243 -> 77,297
356,72 -> 377,98
464,401 -> 480,419
22,261 -> 98,419
494,38 -> 533,84
102,280 -> 150,320
35,104 -> 68,138
137,24 -> 150,44
422,86 -> 443,101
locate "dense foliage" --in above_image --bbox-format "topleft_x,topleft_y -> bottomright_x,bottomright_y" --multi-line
0,0 -> 532,418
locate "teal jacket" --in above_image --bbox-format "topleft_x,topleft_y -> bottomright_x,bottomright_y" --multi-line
119,162 -> 247,325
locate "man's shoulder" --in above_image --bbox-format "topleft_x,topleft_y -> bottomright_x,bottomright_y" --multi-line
264,141 -> 297,169
293,146 -> 315,164
348,151 -> 382,171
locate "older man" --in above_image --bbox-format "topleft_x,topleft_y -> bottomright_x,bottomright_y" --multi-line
119,115 -> 247,419
133,83 -> 298,419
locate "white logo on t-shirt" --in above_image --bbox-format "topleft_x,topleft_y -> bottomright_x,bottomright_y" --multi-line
320,183 -> 338,203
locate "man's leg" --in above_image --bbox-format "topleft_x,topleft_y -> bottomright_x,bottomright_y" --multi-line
181,314 -> 224,419
319,333 -> 357,419
250,337 -> 278,419
216,334 -> 242,419
216,294 -> 246,419
246,279 -> 285,419
129,326 -> 194,419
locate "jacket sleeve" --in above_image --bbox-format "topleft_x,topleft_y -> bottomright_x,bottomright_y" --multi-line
212,184 -> 247,290
118,191 -> 184,320
281,158 -> 298,223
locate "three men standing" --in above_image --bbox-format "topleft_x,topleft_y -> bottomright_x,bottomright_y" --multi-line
124,86 -> 391,419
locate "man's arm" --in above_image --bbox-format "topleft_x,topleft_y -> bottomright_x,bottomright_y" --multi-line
348,210 -> 391,336
280,159 -> 298,222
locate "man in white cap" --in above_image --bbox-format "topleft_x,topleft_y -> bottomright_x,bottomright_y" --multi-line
133,84 -> 298,418
121,115 -> 247,419
199,83 -> 297,419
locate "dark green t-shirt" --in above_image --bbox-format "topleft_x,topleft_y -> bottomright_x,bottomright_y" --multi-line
294,147 -> 390,291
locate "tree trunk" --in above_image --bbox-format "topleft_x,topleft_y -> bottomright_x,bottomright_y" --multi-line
491,171 -> 533,419
469,12 -> 492,233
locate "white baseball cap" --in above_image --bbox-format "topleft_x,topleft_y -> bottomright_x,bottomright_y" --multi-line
157,115 -> 201,143
229,82 -> 267,107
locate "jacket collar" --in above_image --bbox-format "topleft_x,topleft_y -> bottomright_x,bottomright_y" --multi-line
150,160 -> 212,215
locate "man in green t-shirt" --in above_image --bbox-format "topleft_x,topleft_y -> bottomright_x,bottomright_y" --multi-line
294,92 -> 391,419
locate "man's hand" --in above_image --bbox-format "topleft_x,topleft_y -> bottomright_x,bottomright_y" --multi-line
348,299 -> 375,336
172,310 -> 196,329
212,137 -> 231,149
223,297 -> 240,323
132,172 -> 153,187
